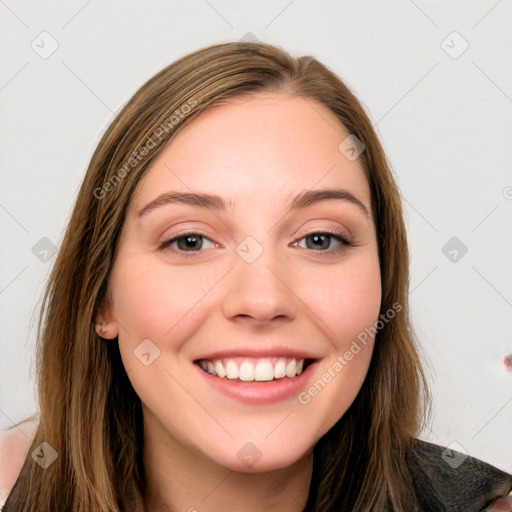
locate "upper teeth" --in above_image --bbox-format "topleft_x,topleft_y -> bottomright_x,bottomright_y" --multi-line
198,357 -> 305,382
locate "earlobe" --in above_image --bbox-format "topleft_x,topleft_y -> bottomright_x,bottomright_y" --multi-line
95,322 -> 118,339
94,294 -> 119,340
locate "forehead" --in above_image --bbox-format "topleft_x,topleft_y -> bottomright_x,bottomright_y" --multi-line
131,94 -> 371,214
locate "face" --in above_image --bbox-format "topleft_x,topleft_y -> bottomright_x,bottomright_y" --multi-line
98,93 -> 382,473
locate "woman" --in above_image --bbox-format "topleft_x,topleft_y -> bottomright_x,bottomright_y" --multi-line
1,41 -> 511,511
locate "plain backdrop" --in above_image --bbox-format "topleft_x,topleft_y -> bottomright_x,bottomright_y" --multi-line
0,0 -> 511,473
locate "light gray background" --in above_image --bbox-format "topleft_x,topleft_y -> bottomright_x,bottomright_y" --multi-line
1,0 -> 511,473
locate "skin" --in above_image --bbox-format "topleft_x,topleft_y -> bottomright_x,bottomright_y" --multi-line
97,93 -> 383,511
0,419 -> 38,504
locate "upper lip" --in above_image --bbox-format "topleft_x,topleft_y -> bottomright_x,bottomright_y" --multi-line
194,346 -> 321,362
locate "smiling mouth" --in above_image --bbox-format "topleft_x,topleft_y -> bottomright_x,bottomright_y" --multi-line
194,357 -> 316,383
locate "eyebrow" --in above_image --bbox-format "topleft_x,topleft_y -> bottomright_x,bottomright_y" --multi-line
136,188 -> 372,220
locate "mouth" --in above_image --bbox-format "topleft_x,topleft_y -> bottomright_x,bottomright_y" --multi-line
193,355 -> 321,405
193,356 -> 317,383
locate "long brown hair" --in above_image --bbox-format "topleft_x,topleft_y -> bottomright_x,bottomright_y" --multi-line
4,41 -> 431,511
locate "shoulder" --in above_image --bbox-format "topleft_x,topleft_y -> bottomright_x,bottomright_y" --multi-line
0,417 -> 39,507
406,437 -> 512,511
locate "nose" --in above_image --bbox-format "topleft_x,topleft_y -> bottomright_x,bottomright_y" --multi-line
222,245 -> 299,327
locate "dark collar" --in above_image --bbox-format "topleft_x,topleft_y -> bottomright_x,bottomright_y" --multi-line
407,438 -> 512,511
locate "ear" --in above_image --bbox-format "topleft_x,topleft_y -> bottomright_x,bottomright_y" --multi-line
94,293 -> 119,340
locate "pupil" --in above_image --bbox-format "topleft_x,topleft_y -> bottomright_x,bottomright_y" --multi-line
307,234 -> 329,250
179,236 -> 202,251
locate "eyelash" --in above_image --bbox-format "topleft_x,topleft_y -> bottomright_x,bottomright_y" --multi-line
157,229 -> 354,258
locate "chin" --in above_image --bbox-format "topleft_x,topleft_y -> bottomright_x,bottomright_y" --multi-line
208,439 -> 314,474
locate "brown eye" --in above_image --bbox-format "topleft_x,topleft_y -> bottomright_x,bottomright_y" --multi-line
176,235 -> 203,251
159,233 -> 215,254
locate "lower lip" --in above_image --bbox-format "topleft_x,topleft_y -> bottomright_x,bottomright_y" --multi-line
193,361 -> 319,405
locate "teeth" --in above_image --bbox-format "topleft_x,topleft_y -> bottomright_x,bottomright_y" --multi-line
254,361 -> 274,381
225,360 -> 238,379
274,359 -> 286,378
286,359 -> 296,378
197,357 -> 306,382
214,360 -> 226,378
239,361 -> 255,381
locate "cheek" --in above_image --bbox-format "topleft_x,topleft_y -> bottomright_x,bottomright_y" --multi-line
300,258 -> 381,425
111,258 -> 211,337
303,257 -> 382,348
110,258 -> 213,392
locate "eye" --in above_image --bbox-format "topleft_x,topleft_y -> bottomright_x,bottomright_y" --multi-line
158,229 -> 354,258
294,230 -> 353,253
158,232 -> 215,255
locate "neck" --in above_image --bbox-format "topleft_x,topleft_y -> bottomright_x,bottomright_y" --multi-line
142,414 -> 314,512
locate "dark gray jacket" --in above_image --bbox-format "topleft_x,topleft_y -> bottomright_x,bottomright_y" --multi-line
407,438 -> 512,511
